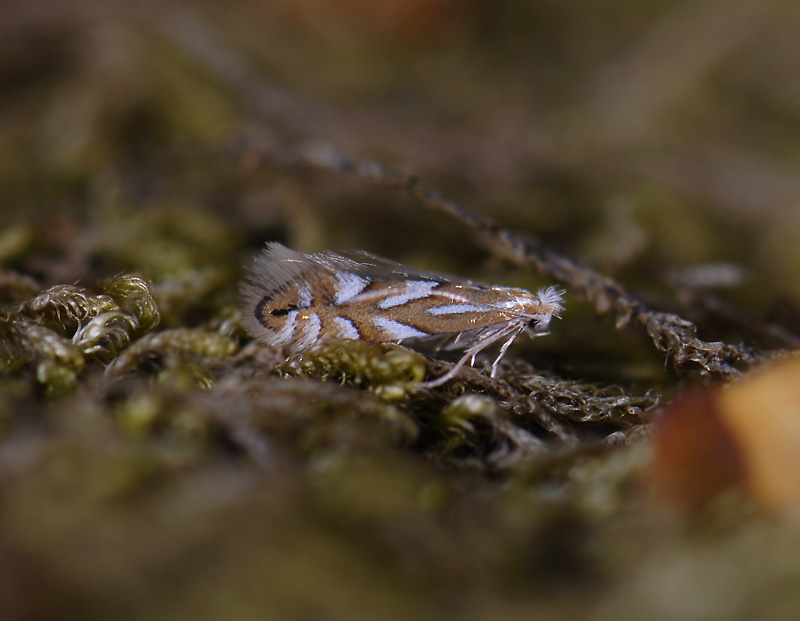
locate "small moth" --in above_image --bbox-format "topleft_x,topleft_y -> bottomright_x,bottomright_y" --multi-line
240,243 -> 564,386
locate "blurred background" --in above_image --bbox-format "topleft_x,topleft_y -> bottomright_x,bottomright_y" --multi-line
3,0 -> 800,304
2,0 -> 800,619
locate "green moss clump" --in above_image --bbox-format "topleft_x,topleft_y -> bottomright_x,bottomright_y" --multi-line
1,274 -> 161,393
105,328 -> 238,381
285,340 -> 427,401
438,393 -> 501,455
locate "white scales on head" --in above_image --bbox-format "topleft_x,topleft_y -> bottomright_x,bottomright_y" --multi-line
240,243 -> 564,386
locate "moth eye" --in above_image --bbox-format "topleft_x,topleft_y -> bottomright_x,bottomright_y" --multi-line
270,305 -> 297,317
530,315 -> 552,331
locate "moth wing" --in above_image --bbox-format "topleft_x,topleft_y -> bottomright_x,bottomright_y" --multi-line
316,249 -> 488,288
241,243 -> 317,294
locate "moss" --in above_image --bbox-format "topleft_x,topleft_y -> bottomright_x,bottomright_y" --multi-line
284,340 -> 427,400
1,274 -> 162,393
105,328 -> 238,382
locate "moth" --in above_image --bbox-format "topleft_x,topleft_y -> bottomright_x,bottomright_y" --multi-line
240,243 -> 564,387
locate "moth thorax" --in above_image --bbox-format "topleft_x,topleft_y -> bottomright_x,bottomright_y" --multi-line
492,290 -> 540,312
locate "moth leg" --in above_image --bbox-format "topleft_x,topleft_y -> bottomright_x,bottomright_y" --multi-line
490,330 -> 521,378
418,352 -> 474,388
419,336 -> 499,388
419,324 -> 520,388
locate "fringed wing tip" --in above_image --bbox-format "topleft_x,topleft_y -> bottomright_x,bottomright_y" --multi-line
237,274 -> 268,340
238,242 -> 307,340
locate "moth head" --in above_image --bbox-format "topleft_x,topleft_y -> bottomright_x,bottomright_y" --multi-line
525,286 -> 565,335
535,286 -> 565,316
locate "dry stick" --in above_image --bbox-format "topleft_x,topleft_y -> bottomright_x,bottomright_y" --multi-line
268,142 -> 767,380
